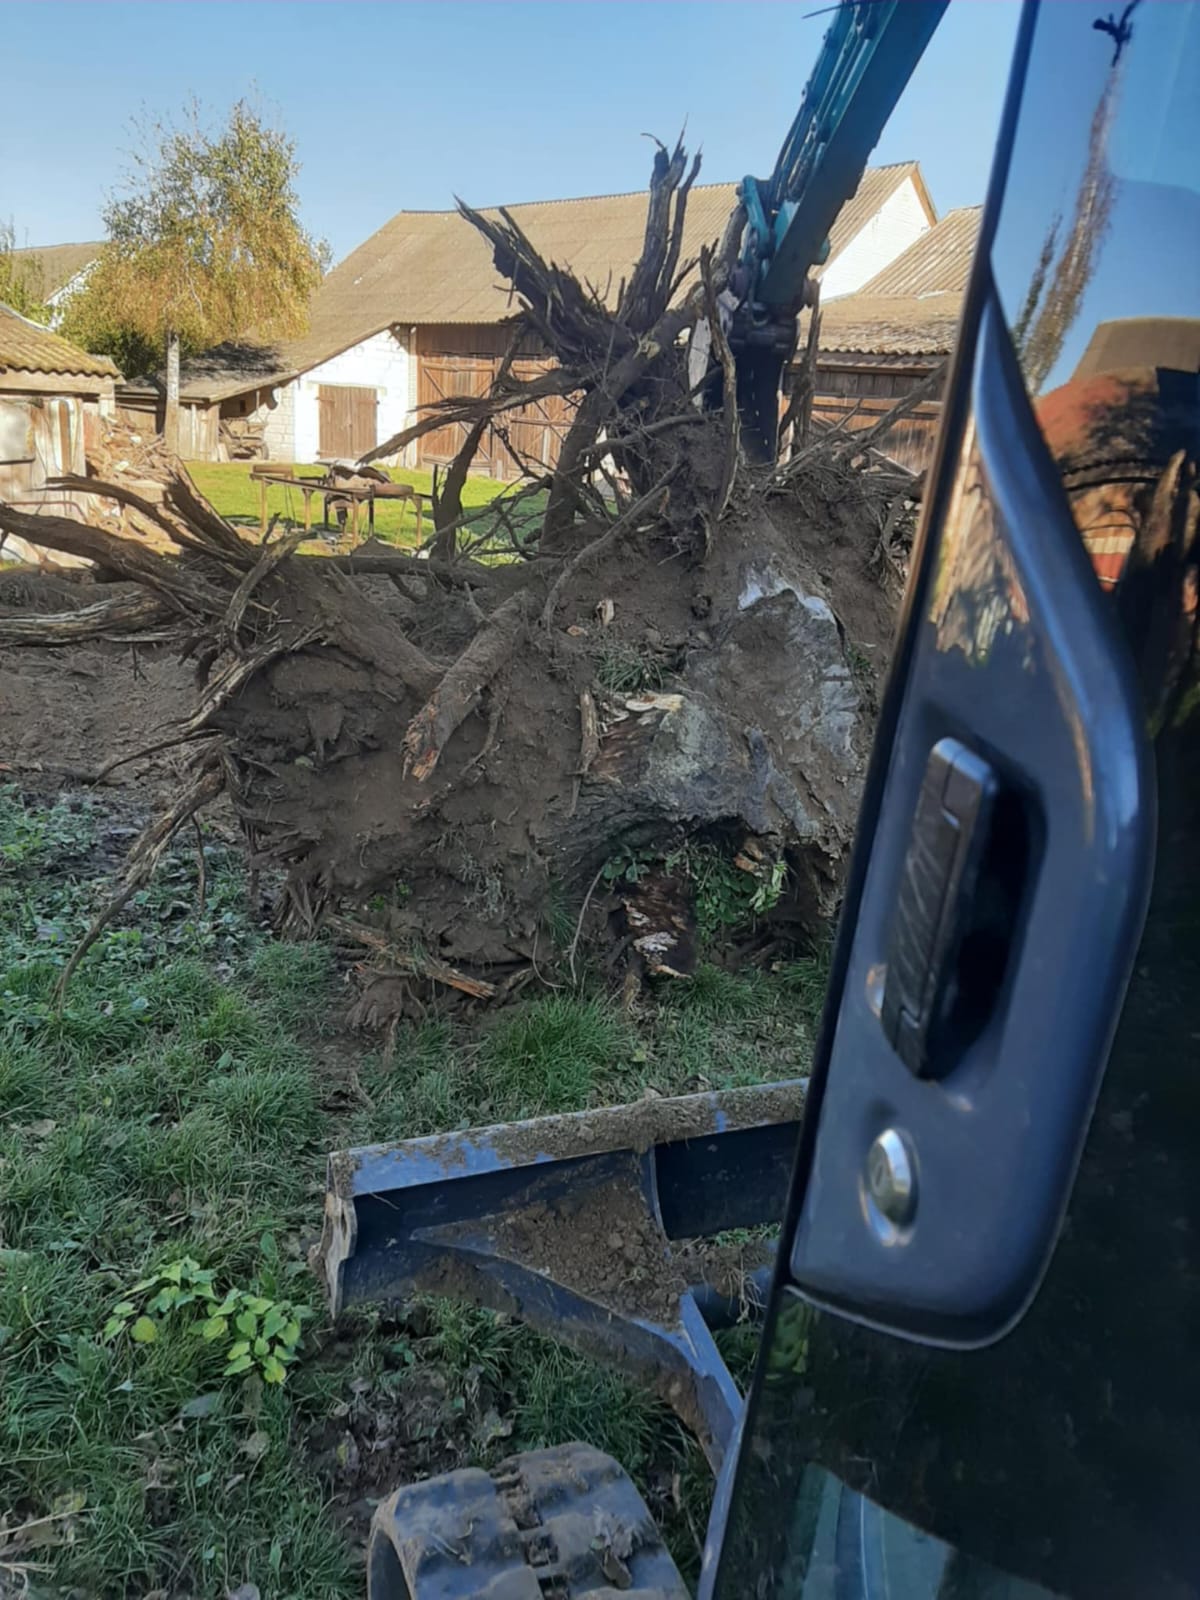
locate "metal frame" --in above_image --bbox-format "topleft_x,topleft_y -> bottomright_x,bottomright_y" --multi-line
318,1081 -> 804,1469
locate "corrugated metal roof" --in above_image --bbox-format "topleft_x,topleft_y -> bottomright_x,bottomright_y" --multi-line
813,207 -> 982,358
9,241 -> 102,302
173,164 -> 924,400
817,293 -> 962,358
0,301 -> 120,379
855,205 -> 981,299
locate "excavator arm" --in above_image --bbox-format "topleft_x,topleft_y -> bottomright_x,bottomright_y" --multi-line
728,0 -> 948,460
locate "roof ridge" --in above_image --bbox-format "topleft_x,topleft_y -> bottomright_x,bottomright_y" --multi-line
11,240 -> 104,254
370,161 -> 917,225
374,182 -> 740,222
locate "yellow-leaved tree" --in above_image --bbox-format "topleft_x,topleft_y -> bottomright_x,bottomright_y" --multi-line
63,100 -> 327,452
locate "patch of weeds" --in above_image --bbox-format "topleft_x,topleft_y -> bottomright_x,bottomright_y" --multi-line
0,795 -> 355,1597
460,855 -> 509,921
595,639 -> 666,697
846,639 -> 874,685
0,1036 -> 48,1117
644,960 -> 820,1090
541,879 -> 576,951
508,1329 -> 681,1476
103,1255 -> 309,1386
666,841 -> 787,944
668,962 -> 774,1022
353,1020 -> 481,1141
773,939 -> 833,1029
0,785 -> 98,871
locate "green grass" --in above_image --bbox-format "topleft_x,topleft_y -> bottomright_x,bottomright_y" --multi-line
0,786 -> 827,1594
186,461 -> 523,549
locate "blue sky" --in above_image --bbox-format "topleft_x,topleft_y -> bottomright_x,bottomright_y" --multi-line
2,1 -> 1021,264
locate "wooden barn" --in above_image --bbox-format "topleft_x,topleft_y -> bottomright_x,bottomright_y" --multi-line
133,163 -> 938,471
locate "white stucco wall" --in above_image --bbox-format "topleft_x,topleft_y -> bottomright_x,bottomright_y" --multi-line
820,177 -> 932,301
291,327 -> 411,463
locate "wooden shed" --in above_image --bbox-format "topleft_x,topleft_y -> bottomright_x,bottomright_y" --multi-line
0,302 -> 119,563
805,205 -> 982,473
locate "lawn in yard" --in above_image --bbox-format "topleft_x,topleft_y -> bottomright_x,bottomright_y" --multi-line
186,461 -> 526,550
0,786 -> 822,1596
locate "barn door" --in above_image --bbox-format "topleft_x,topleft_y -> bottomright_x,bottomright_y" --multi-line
417,357 -> 495,472
505,358 -> 573,474
318,384 -> 378,460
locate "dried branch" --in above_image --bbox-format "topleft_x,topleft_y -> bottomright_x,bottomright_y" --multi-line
0,590 -> 173,645
403,589 -> 536,782
432,333 -> 523,561
701,247 -> 739,529
362,364 -> 587,467
0,502 -> 229,615
835,361 -> 948,465
326,914 -> 497,1000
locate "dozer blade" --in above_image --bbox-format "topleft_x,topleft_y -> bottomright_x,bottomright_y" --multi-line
317,1080 -> 805,1468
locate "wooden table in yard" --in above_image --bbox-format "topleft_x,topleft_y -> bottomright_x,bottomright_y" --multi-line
249,465 -> 330,536
249,464 -> 429,546
322,480 -> 429,545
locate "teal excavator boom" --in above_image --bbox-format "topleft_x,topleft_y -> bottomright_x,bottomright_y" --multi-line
728,0 -> 948,460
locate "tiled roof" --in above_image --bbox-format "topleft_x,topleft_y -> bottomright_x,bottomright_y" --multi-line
170,163 -> 926,400
0,301 -> 120,379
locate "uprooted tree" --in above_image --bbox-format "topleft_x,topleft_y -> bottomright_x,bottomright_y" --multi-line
0,141 -> 922,1018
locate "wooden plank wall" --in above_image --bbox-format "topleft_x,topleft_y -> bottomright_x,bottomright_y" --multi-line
412,325 -> 948,481
809,358 -> 944,475
318,385 -> 378,459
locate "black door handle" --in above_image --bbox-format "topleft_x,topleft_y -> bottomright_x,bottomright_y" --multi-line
881,738 -> 1000,1078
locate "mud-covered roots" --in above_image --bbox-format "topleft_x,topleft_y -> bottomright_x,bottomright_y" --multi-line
0,138 -> 918,1016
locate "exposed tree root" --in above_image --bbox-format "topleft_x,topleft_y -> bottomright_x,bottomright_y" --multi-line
0,138 -> 924,1016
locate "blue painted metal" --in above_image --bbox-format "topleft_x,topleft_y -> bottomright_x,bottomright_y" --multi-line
729,0 -> 947,462
318,1081 -> 805,1469
744,0 -> 948,312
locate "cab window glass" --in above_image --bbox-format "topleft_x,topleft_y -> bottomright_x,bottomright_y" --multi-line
992,1 -> 1199,400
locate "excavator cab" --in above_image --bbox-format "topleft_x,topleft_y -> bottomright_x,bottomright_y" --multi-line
342,2 -> 1200,1593
706,2 -> 1200,1595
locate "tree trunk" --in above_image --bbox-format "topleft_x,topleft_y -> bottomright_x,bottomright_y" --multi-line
163,329 -> 181,457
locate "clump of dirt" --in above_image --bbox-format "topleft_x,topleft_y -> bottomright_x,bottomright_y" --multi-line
672,1234 -> 776,1307
486,1080 -> 806,1165
485,1169 -> 687,1324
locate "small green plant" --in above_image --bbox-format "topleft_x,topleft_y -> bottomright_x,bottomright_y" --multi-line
665,841 -> 787,943
595,640 -> 665,697
102,1256 -> 308,1385
601,845 -> 656,887
749,859 -> 787,916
